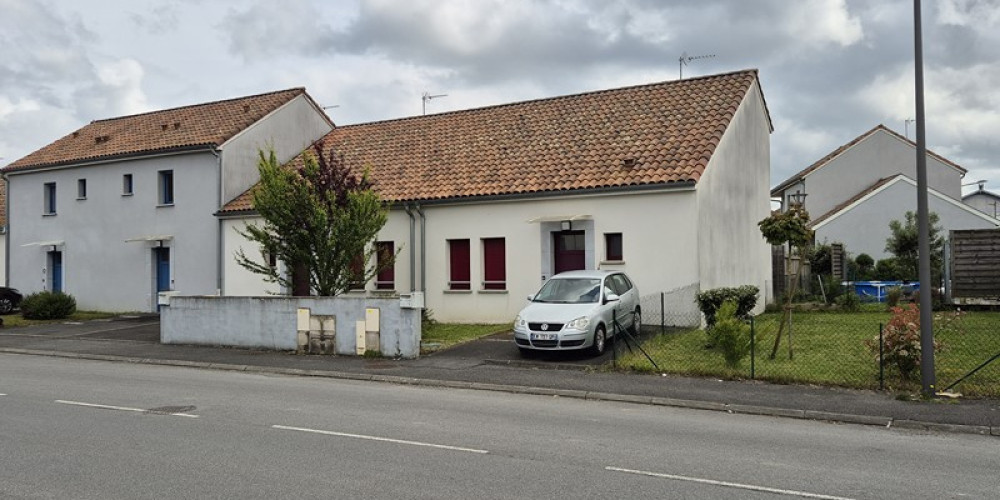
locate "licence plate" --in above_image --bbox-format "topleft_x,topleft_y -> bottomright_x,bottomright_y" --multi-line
531,333 -> 557,341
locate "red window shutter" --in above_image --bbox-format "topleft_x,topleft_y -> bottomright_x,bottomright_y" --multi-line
376,241 -> 394,290
449,239 -> 471,290
483,238 -> 506,290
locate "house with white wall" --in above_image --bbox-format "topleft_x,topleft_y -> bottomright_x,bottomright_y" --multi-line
2,88 -> 333,312
962,183 -> 1000,219
221,70 -> 774,324
771,125 -> 998,260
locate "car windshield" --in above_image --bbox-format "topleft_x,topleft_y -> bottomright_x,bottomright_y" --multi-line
532,278 -> 602,304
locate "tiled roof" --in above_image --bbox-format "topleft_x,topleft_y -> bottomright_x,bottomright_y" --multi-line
771,124 -> 967,196
222,69 -> 764,213
4,88 -> 309,172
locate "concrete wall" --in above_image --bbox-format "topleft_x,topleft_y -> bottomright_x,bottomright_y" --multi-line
221,95 -> 333,204
6,151 -> 221,311
161,295 -> 421,358
794,129 -> 963,218
223,188 -> 702,323
696,80 -> 772,310
815,178 -> 999,260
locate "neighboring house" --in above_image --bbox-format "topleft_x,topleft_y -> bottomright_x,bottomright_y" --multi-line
962,183 -> 1000,219
771,125 -> 997,260
2,88 -> 333,312
221,70 -> 774,323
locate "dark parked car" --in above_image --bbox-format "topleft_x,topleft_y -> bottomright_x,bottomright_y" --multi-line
0,287 -> 23,315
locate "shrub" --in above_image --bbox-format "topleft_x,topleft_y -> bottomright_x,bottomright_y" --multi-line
695,285 -> 759,328
708,300 -> 753,368
20,291 -> 77,320
835,290 -> 861,312
873,258 -> 900,281
886,286 -> 904,307
866,303 -> 941,379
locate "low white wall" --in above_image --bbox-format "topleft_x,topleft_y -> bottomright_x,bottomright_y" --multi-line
161,295 -> 421,358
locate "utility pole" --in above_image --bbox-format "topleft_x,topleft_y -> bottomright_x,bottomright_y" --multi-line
913,0 -> 936,396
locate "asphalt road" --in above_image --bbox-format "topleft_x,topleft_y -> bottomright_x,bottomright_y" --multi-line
2,354 -> 998,499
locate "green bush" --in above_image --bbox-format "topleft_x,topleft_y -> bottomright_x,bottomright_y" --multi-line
695,285 -> 759,328
20,291 -> 77,320
708,300 -> 753,368
873,258 -> 900,281
835,290 -> 861,312
886,286 -> 904,307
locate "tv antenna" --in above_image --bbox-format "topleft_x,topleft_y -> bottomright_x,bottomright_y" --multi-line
962,179 -> 987,191
422,92 -> 448,115
904,118 -> 915,139
679,52 -> 715,79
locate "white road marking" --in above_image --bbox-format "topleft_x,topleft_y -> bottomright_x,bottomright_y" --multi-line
0,393 -> 7,396
54,400 -> 199,418
272,425 -> 489,454
606,466 -> 855,500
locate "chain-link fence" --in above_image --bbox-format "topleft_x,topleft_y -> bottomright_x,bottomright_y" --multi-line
611,295 -> 1000,397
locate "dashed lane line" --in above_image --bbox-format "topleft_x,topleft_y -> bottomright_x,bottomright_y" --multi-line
272,424 -> 488,454
606,466 -> 855,500
54,400 -> 199,418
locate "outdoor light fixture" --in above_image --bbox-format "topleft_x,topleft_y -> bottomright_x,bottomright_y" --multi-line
561,220 -> 572,231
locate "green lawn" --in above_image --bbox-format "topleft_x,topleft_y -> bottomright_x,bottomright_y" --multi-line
2,311 -> 120,328
617,310 -> 1000,397
421,323 -> 509,351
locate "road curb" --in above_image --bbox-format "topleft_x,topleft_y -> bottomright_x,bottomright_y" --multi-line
1,347 -> 994,438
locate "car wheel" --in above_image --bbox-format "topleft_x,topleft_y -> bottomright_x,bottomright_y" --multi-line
631,308 -> 642,335
589,325 -> 607,356
0,298 -> 12,315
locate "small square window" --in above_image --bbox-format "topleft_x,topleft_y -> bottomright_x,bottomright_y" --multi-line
77,179 -> 87,199
158,170 -> 174,205
123,174 -> 134,195
605,233 -> 623,261
43,182 -> 57,214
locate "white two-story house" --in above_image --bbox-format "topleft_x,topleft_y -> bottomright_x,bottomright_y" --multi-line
3,88 -> 333,312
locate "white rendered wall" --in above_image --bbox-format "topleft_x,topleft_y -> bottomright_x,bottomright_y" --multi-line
815,180 -> 999,260
696,80 -> 772,309
7,152 -> 221,312
796,130 -> 963,218
0,234 -> 6,285
221,94 -> 333,204
225,189 -> 701,324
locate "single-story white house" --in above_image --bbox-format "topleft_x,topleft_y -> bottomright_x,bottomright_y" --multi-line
221,69 -> 774,324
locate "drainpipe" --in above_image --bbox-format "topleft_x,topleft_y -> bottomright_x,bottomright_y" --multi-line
212,148 -> 224,295
415,204 -> 426,293
404,204 -> 416,293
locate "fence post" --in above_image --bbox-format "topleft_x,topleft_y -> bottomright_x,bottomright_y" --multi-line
660,292 -> 665,335
750,316 -> 756,380
879,322 -> 884,391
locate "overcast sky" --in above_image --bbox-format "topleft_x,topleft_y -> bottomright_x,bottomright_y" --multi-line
1,0 -> 998,195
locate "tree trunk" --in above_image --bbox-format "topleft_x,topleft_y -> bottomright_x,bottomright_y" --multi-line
770,249 -> 801,359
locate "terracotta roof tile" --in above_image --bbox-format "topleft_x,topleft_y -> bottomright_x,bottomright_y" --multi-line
4,88 -> 309,172
771,124 -> 966,196
221,70 -> 763,213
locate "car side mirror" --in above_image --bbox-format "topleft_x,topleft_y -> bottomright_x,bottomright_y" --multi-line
605,293 -> 620,304
526,294 -> 534,302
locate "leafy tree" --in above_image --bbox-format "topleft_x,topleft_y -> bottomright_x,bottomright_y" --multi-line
809,243 -> 832,276
884,211 -> 944,284
236,144 -> 394,296
854,253 -> 874,280
758,206 -> 814,359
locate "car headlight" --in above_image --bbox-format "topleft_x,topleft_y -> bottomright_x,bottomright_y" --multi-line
566,316 -> 590,331
514,315 -> 526,328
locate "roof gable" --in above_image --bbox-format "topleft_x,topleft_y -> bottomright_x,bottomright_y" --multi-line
810,174 -> 998,230
772,124 -> 967,196
4,88 -> 311,172
222,69 -> 764,212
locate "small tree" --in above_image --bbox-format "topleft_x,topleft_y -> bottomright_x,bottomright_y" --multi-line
885,211 -> 944,284
854,253 -> 874,280
710,300 -> 753,368
758,205 -> 813,359
236,144 -> 394,296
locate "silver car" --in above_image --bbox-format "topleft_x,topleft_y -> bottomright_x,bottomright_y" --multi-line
513,270 -> 641,356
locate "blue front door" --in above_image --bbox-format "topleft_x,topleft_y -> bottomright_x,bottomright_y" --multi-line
155,248 -> 170,292
49,251 -> 63,293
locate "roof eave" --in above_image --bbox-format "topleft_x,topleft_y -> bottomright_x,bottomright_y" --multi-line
3,144 -> 219,174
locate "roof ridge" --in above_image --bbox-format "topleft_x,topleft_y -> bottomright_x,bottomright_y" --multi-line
335,69 -> 760,130
90,87 -> 305,124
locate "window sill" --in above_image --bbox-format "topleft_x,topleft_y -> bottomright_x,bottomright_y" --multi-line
43,212 -> 57,217
157,203 -> 175,208
77,197 -> 87,201
600,260 -> 626,266
478,289 -> 508,294
444,289 -> 473,294
122,193 -> 134,197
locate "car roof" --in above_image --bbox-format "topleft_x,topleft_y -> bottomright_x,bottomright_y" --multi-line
550,270 -> 621,279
